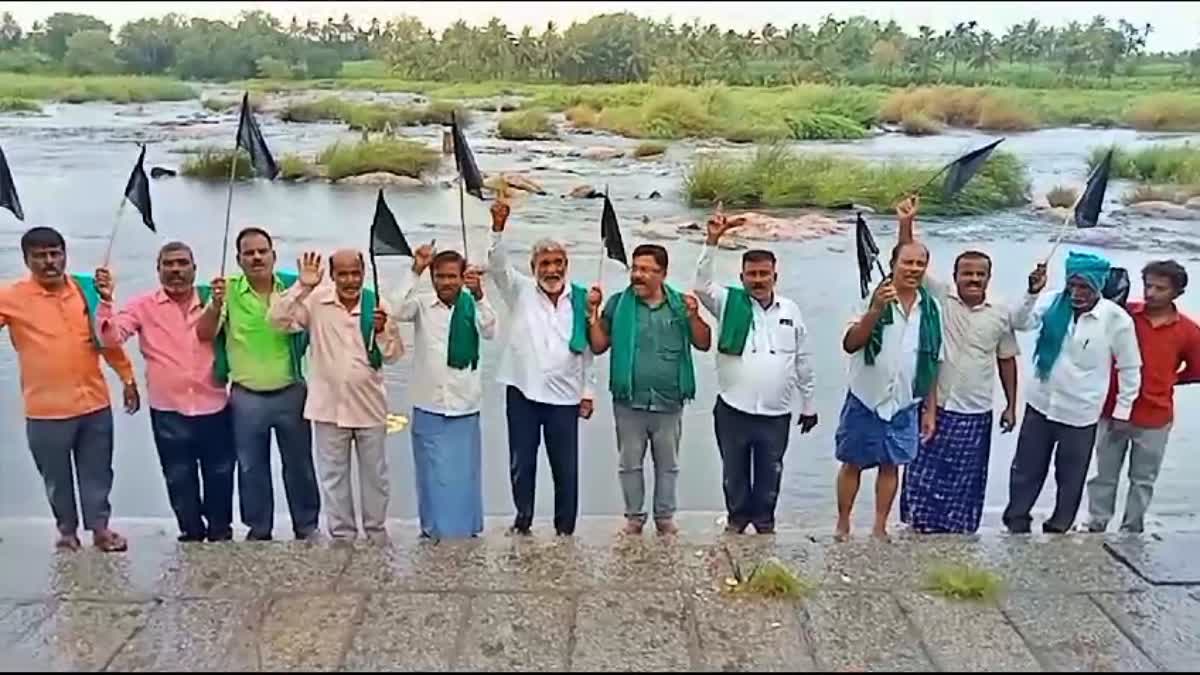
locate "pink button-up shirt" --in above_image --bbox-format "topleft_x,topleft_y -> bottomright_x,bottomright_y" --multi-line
97,289 -> 228,416
267,283 -> 403,428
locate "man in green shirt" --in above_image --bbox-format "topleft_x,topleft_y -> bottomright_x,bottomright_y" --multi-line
197,227 -> 320,541
587,244 -> 712,535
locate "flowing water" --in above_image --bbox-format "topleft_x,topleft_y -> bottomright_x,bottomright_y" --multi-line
3,88 -> 1200,532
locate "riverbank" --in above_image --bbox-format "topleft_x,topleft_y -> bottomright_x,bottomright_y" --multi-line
0,517 -> 1196,671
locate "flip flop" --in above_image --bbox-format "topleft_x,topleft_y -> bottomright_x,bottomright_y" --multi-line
94,531 -> 128,553
55,533 -> 81,551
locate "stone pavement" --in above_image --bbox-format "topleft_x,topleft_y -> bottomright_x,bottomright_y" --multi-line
1,515 -> 1198,672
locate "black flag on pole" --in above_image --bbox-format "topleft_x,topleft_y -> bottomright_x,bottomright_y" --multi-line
601,194 -> 627,267
370,189 -> 412,258
123,145 -> 154,231
235,93 -> 278,179
1075,148 -> 1113,229
0,144 -> 24,221
451,112 -> 483,199
940,137 -> 1005,199
855,212 -> 885,299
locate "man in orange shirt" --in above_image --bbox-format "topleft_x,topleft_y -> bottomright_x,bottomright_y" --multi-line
0,227 -> 140,552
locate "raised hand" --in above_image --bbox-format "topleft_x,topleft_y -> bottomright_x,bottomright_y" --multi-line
373,306 -> 388,334
464,266 -> 484,299
209,277 -> 226,306
587,285 -> 603,316
490,200 -> 512,233
412,241 -> 436,275
94,267 -> 115,302
896,194 -> 920,223
297,251 -> 323,289
870,279 -> 897,313
705,201 -> 736,244
683,292 -> 700,318
1028,262 -> 1047,294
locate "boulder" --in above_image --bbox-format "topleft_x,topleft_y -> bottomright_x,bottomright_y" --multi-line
580,146 -> 623,161
569,184 -> 603,199
150,167 -> 177,179
1186,196 -> 1200,211
338,172 -> 426,188
1123,200 -> 1199,221
483,173 -> 546,195
707,211 -> 847,242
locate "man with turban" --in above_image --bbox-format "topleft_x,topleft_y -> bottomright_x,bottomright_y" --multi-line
1004,252 -> 1142,534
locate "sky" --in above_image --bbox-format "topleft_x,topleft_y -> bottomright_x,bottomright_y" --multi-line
6,1 -> 1200,53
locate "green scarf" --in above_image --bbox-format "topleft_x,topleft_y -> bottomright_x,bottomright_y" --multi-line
70,274 -> 103,350
609,285 -> 697,403
863,285 -> 941,399
199,272 -> 310,386
360,288 -> 384,370
447,290 -> 480,370
568,283 -> 589,355
717,286 -> 754,356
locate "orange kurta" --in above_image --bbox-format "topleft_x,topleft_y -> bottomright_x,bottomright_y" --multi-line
0,276 -> 135,420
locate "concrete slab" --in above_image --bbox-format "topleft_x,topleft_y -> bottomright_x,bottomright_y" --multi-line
1093,588 -> 1200,671
3,600 -> 155,671
106,599 -> 257,671
460,594 -> 571,671
1104,533 -> 1200,585
577,540 -> 708,590
1001,593 -> 1158,671
979,536 -> 1146,592
895,592 -> 1040,671
344,593 -> 465,671
573,591 -> 692,671
0,600 -> 55,649
155,541 -> 352,598
692,589 -> 817,671
805,591 -> 934,671
337,541 -> 491,593
255,594 -> 362,671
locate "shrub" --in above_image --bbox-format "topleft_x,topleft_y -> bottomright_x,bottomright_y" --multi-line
1045,185 -> 1079,208
496,110 -> 556,140
180,149 -> 253,180
900,111 -> 943,136
315,138 -> 440,181
633,141 -> 668,158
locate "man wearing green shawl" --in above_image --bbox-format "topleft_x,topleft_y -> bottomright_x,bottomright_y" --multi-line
1004,251 -> 1141,534
587,244 -> 712,536
693,213 -> 818,535
391,244 -> 497,540
837,241 -> 943,540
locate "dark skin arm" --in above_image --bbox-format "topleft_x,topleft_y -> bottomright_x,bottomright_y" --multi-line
897,195 -> 918,245
683,293 -> 712,351
998,356 -> 1018,432
195,277 -> 225,342
587,286 -> 611,354
844,280 -> 896,353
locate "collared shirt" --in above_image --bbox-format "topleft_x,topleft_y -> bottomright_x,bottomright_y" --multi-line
845,295 -> 944,422
693,245 -> 815,417
925,276 -> 1032,415
0,276 -> 135,420
1102,301 -> 1200,428
223,274 -> 295,392
390,268 -> 497,417
268,283 -> 403,428
487,231 -> 595,405
601,291 -> 688,413
1014,294 -> 1141,427
97,288 -> 227,416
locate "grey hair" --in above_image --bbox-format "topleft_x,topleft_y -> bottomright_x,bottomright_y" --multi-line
530,238 -> 568,266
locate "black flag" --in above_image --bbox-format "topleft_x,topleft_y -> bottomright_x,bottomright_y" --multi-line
235,93 -> 278,179
0,144 -> 23,221
1075,148 -> 1113,229
940,138 -> 1005,199
370,189 -> 412,257
451,112 -> 483,199
123,145 -> 154,231
855,212 -> 885,299
601,194 -> 627,267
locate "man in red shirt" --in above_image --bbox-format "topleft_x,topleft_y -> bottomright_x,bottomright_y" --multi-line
1086,260 -> 1200,533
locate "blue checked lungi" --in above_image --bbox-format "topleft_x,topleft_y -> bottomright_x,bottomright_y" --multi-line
834,392 -> 919,469
900,406 -> 992,534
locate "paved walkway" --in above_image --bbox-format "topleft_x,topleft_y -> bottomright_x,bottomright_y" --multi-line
0,515 -> 1197,671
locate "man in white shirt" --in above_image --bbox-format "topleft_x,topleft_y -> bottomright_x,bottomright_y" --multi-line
487,201 -> 595,536
837,240 -> 942,539
693,214 -> 818,534
1004,251 -> 1141,534
893,197 -> 1032,533
391,243 -> 497,540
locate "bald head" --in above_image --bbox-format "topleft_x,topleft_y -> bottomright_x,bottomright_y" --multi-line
330,249 -> 364,272
329,248 -> 366,304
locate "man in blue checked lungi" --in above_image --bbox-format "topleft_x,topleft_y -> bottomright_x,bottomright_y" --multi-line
837,237 -> 942,540
391,243 -> 497,540
893,197 -> 1036,533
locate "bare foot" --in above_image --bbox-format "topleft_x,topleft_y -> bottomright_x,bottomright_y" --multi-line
871,527 -> 891,542
621,519 -> 644,536
93,529 -> 128,553
55,531 -> 81,551
834,520 -> 850,541
655,519 -> 679,536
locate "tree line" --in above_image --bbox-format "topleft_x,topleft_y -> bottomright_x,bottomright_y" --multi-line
1,10 -> 1197,86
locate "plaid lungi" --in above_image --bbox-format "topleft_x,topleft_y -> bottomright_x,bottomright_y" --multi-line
900,406 -> 992,534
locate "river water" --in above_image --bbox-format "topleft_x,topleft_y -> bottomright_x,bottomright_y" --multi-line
3,89 -> 1200,532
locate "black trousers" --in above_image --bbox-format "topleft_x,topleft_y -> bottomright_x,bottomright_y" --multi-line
1002,405 -> 1098,534
150,407 -> 236,541
713,396 -> 792,532
506,386 -> 580,534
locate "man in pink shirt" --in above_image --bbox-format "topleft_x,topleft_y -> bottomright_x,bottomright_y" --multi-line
94,242 -> 235,542
269,249 -> 402,542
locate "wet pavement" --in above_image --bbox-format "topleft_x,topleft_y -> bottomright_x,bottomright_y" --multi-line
0,515 -> 1197,671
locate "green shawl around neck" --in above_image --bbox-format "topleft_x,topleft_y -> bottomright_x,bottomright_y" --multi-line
716,285 -> 754,356
198,271 -> 309,386
608,285 -> 697,403
863,285 -> 941,399
447,290 -> 480,370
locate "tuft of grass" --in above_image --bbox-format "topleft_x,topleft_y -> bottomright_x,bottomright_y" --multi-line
278,153 -> 319,181
1090,144 -> 1200,184
315,138 -> 440,181
633,141 -> 668,158
923,563 -> 1004,602
785,112 -> 868,140
1045,185 -> 1079,208
180,149 -> 253,180
282,97 -> 471,131
900,110 -> 943,136
880,86 -> 1037,131
976,96 -> 1038,131
0,97 -> 41,113
0,73 -> 195,103
724,557 -> 813,600
684,144 -> 1029,215
1125,94 -> 1200,131
565,104 -> 600,127
280,96 -> 346,122
496,110 -> 556,140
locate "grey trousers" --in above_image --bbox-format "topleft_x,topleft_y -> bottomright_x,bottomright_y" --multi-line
313,422 -> 390,539
613,403 -> 682,522
1086,419 -> 1172,533
1002,405 -> 1098,534
26,408 -> 115,533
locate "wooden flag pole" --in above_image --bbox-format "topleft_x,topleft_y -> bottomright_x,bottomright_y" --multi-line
458,178 -> 468,263
218,151 -> 239,275
101,199 -> 128,268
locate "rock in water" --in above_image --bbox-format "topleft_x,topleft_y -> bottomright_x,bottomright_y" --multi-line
338,172 -> 426,188
483,173 -> 546,195
569,184 -> 602,199
1186,196 -> 1200,211
646,211 -> 846,242
1123,201 -> 1200,221
580,146 -> 624,161
150,167 -> 177,179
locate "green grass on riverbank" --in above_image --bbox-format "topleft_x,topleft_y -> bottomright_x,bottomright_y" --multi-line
496,110 -> 556,140
0,73 -> 195,103
181,138 -> 441,182
1090,144 -> 1200,184
280,97 -> 471,131
685,145 -> 1029,215
0,97 -> 40,112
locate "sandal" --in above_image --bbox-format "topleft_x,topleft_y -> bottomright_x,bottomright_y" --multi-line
93,530 -> 128,553
55,533 -> 81,551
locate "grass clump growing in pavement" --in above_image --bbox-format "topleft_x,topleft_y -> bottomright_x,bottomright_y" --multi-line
923,563 -> 1004,601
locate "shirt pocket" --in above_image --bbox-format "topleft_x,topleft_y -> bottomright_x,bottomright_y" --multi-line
1068,330 -> 1104,372
773,322 -> 798,353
